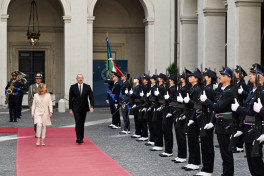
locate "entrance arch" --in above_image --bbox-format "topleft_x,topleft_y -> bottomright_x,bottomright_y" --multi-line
87,0 -> 155,83
0,0 -> 71,105
1,0 -> 70,16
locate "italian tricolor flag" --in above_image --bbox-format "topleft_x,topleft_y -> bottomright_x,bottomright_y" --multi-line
106,37 -> 123,76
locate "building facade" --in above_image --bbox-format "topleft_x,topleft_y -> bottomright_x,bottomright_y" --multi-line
0,0 -> 263,106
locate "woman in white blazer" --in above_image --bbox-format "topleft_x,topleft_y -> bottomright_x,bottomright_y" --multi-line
31,84 -> 53,146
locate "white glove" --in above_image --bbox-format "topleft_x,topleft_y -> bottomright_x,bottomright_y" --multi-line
164,91 -> 170,100
187,120 -> 194,126
238,86 -> 243,94
213,83 -> 218,90
177,93 -> 184,103
234,131 -> 243,138
142,108 -> 146,112
181,115 -> 186,120
106,100 -> 109,104
114,104 -> 118,109
132,104 -> 136,109
157,107 -> 162,111
200,91 -> 207,102
125,89 -> 128,94
184,93 -> 190,103
146,91 -> 151,97
129,89 -> 133,94
204,122 -> 214,130
154,88 -> 159,96
147,107 -> 152,111
257,134 -> 264,143
231,98 -> 239,112
253,98 -> 263,113
140,91 -> 144,97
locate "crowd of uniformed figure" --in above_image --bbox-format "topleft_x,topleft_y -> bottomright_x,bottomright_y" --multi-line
106,64 -> 264,176
5,71 -> 26,122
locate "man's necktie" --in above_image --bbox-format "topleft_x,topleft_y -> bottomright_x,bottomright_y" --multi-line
79,85 -> 82,96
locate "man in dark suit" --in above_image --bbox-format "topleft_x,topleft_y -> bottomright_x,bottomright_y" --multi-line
69,74 -> 94,144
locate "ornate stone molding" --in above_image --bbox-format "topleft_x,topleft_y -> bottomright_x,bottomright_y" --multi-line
63,16 -> 71,23
87,16 -> 95,24
180,17 -> 198,24
1,14 -> 9,22
235,0 -> 263,7
143,17 -> 155,25
203,8 -> 227,16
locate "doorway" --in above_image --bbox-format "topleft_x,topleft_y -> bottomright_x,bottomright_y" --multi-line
19,51 -> 45,91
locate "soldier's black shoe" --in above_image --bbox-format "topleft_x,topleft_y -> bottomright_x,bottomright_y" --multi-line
9,120 -> 13,122
14,120 -> 17,122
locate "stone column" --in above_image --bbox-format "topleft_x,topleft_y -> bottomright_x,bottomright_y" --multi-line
197,0 -> 226,71
144,18 -> 155,74
87,16 -> 95,88
178,0 -> 198,72
63,16 -> 71,101
0,14 -> 9,106
227,0 -> 263,69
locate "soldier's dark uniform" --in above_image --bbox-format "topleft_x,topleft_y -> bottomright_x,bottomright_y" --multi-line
17,72 -> 26,118
145,75 -> 158,146
235,64 -> 264,176
234,66 -> 249,152
120,73 -> 131,133
202,67 -> 234,176
150,73 -> 166,150
173,71 -> 191,163
137,74 -> 151,140
110,74 -> 121,127
129,76 -> 142,137
198,68 -> 217,174
5,72 -> 22,122
160,74 -> 177,156
184,69 -> 202,170
105,77 -> 115,126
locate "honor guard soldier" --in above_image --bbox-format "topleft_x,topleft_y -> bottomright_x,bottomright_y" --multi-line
232,66 -> 249,153
128,75 -> 142,138
17,71 -> 26,118
137,74 -> 151,142
119,73 -> 131,135
172,71 -> 189,163
109,73 -> 121,129
5,72 -> 22,122
150,73 -> 167,151
145,74 -> 158,146
182,68 -> 202,171
159,74 -> 177,157
231,64 -> 264,176
105,74 -> 115,128
200,67 -> 235,176
194,68 -> 217,176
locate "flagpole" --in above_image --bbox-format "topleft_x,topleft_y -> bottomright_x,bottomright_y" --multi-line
106,32 -> 110,77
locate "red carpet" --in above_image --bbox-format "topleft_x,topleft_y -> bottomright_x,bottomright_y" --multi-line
17,128 -> 132,176
0,127 -> 18,133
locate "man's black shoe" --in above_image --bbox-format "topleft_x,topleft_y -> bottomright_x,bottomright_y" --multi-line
9,120 -> 13,122
76,140 -> 82,144
14,120 -> 17,122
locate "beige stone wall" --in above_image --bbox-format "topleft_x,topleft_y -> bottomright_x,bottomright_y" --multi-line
93,0 -> 145,78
